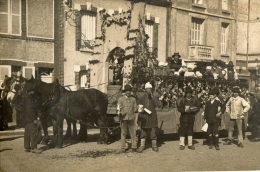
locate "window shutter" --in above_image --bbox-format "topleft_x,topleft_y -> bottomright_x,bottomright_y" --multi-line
75,11 -> 81,51
153,23 -> 159,56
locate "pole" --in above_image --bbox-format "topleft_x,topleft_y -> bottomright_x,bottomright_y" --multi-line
246,0 -> 250,69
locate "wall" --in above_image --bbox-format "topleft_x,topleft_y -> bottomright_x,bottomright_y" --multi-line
63,0 -> 169,91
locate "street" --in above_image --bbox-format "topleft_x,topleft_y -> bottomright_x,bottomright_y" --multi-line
0,129 -> 260,172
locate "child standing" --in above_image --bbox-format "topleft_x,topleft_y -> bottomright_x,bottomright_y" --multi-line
117,84 -> 138,152
204,88 -> 222,150
177,86 -> 200,150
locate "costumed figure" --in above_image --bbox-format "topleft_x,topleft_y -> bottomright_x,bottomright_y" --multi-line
204,88 -> 222,150
167,52 -> 187,76
136,82 -> 159,152
224,86 -> 250,148
117,84 -> 138,152
177,86 -> 200,150
224,61 -> 238,81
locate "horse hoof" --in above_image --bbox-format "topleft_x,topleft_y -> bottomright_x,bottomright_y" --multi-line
55,145 -> 63,149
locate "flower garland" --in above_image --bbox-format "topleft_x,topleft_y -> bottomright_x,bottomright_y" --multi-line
99,9 -> 131,41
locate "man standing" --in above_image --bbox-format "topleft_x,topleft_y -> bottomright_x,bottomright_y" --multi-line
204,88 -> 222,150
225,86 -> 250,147
23,93 -> 42,153
136,82 -> 159,152
177,86 -> 200,150
117,84 -> 138,152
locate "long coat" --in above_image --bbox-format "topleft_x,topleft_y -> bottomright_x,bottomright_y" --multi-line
136,91 -> 158,128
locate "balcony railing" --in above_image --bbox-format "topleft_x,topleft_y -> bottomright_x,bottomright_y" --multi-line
188,45 -> 213,61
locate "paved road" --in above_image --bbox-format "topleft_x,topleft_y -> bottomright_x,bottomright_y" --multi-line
0,129 -> 260,172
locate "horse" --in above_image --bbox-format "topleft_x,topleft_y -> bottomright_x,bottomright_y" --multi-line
12,77 -> 82,144
47,80 -> 109,147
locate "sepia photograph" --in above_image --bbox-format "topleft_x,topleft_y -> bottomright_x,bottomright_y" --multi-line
0,0 -> 260,171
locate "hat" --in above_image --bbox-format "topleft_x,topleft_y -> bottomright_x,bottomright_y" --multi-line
145,82 -> 153,89
124,84 -> 132,92
206,66 -> 212,70
172,52 -> 181,58
185,86 -> 193,94
209,88 -> 219,95
227,61 -> 234,67
232,86 -> 241,93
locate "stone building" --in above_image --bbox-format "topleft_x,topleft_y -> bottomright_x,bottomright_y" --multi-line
0,0 -> 56,83
170,0 -> 237,63
58,0 -> 171,92
236,0 -> 260,92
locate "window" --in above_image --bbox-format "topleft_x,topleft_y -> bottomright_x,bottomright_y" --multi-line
0,65 -> 11,82
190,18 -> 204,45
192,0 -> 203,5
0,0 -> 21,35
145,20 -> 154,51
221,23 -> 229,55
79,70 -> 90,88
222,0 -> 228,10
80,11 -> 96,51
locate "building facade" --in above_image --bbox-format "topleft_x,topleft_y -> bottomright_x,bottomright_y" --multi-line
170,0 -> 237,63
236,0 -> 260,92
0,0 -> 56,83
59,0 -> 170,92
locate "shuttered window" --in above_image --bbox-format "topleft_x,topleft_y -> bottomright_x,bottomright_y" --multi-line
0,0 -> 21,35
190,18 -> 204,45
221,23 -> 229,55
80,11 -> 96,51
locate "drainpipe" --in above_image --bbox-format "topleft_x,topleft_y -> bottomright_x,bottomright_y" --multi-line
246,0 -> 250,70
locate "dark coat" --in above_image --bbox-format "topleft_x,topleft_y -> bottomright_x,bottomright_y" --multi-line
22,95 -> 38,124
204,99 -> 221,124
136,91 -> 158,128
177,96 -> 200,116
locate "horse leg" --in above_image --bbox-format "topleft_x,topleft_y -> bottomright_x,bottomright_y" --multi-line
64,118 -> 71,139
56,117 -> 64,148
41,120 -> 49,145
72,120 -> 77,139
78,123 -> 88,142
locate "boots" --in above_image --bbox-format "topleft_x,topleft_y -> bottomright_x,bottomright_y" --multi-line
179,136 -> 185,150
208,136 -> 213,149
137,139 -> 145,153
152,139 -> 159,152
214,136 -> 220,150
187,136 -> 195,150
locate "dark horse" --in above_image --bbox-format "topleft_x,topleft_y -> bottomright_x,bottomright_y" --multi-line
16,78 -> 79,144
49,80 -> 109,147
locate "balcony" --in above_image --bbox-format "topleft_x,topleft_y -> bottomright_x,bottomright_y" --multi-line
188,45 -> 213,61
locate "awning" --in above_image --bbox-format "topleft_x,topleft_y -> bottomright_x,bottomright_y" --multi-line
0,60 -> 26,66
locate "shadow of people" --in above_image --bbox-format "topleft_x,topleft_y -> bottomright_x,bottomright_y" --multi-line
0,148 -> 13,153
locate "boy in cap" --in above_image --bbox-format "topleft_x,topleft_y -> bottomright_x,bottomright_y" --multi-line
117,84 -> 138,152
204,88 -> 222,150
177,86 -> 200,150
136,82 -> 159,152
225,86 -> 250,147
